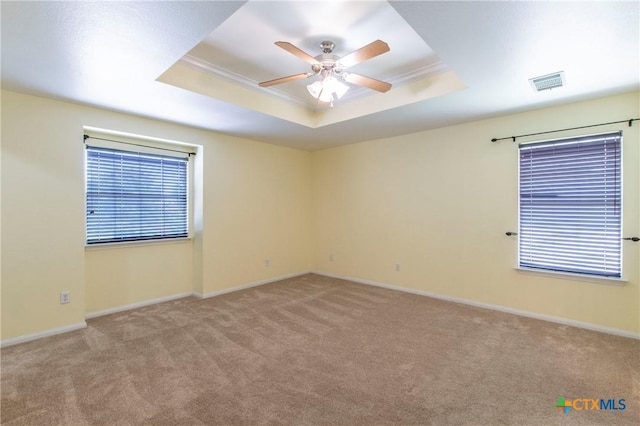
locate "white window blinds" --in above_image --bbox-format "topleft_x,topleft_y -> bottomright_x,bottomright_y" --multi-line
518,132 -> 621,278
86,146 -> 188,244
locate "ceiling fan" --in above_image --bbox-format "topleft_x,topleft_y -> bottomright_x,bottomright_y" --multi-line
258,40 -> 392,106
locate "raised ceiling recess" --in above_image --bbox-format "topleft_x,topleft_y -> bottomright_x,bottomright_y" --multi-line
157,0 -> 465,129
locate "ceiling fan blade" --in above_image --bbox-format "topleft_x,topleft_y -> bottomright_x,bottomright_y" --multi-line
259,73 -> 312,87
338,40 -> 390,69
275,41 -> 321,65
343,73 -> 392,93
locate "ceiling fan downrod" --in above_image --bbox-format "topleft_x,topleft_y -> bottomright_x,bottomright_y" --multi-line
320,40 -> 335,54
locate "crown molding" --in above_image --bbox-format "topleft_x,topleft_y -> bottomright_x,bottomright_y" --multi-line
180,55 -> 309,107
180,54 -> 448,107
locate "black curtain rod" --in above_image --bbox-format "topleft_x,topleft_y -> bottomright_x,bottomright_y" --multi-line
491,118 -> 640,143
83,135 -> 196,156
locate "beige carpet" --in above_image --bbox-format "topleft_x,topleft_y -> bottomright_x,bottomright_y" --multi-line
1,273 -> 638,425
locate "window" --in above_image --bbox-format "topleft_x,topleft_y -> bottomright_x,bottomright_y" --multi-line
518,132 -> 621,278
86,144 -> 189,245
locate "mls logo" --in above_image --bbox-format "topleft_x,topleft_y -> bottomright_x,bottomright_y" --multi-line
555,396 -> 626,414
555,397 -> 572,414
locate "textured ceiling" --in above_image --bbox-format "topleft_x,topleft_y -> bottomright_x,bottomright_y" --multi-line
1,1 -> 638,150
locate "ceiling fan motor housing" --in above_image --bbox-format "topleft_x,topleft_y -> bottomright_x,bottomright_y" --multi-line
312,41 -> 342,75
312,55 -> 341,72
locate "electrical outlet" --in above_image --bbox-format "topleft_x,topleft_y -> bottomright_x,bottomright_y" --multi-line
329,254 -> 334,262
395,263 -> 401,272
60,291 -> 70,304
265,259 -> 270,267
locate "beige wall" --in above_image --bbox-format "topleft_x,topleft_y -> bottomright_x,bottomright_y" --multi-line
2,93 -> 87,339
85,242 -> 194,313
2,89 -> 638,342
1,90 -> 312,340
312,92 -> 640,334
198,135 -> 312,294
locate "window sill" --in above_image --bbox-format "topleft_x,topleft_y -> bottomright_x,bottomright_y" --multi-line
515,267 -> 627,286
85,237 -> 192,251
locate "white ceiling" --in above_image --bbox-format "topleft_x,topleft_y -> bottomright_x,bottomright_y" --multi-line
2,1 -> 638,151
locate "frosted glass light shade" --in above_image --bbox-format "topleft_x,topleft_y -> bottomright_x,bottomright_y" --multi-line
306,80 -> 324,99
307,76 -> 349,103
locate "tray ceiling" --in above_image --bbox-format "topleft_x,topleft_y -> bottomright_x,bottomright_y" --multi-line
158,1 -> 462,128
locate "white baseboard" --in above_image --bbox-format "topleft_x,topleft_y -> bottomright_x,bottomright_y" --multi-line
3,272 -> 312,347
195,271 -> 312,299
313,271 -> 640,340
5,271 -> 635,347
85,292 -> 194,319
87,272 -> 312,317
1,322 -> 88,348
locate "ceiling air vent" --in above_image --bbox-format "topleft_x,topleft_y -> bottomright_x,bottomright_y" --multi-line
529,71 -> 565,92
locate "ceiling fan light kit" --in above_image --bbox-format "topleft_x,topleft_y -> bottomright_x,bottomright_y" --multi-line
259,39 -> 392,106
306,76 -> 349,105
